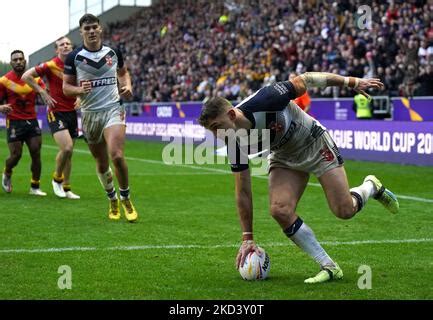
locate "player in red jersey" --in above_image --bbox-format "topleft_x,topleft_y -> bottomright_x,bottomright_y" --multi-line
23,36 -> 80,199
0,50 -> 47,195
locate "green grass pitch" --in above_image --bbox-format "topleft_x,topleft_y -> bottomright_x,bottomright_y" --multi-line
0,131 -> 431,300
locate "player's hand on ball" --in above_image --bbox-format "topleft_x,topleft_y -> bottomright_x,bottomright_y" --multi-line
355,78 -> 384,100
236,240 -> 263,269
119,85 -> 133,99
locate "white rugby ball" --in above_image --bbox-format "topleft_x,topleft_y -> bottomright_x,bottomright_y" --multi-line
239,249 -> 271,280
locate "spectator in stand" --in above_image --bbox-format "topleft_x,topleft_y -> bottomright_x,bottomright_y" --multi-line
98,0 -> 433,102
415,65 -> 433,96
418,40 -> 433,65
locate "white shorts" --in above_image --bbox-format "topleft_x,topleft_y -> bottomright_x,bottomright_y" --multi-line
81,104 -> 126,144
268,131 -> 344,177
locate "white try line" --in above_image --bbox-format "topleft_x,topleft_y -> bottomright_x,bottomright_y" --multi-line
10,172 -> 224,177
0,238 -> 432,254
43,145 -> 433,203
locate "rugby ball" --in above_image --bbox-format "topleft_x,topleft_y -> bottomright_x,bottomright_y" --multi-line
239,249 -> 271,280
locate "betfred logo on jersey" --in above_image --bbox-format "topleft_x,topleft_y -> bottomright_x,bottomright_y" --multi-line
80,77 -> 117,88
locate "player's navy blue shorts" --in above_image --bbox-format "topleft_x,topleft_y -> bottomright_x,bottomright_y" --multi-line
47,110 -> 79,138
6,119 -> 41,143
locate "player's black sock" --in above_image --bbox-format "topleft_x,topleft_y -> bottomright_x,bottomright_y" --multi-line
350,191 -> 364,213
31,179 -> 40,189
119,187 -> 130,200
283,217 -> 303,237
107,188 -> 117,200
53,172 -> 64,184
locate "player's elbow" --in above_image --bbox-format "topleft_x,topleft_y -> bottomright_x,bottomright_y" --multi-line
117,67 -> 129,78
21,73 -> 29,82
21,70 -> 32,83
290,76 -> 307,97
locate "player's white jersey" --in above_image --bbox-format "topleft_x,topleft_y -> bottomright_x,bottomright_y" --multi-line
64,45 -> 124,112
229,81 -> 327,172
239,101 -> 325,154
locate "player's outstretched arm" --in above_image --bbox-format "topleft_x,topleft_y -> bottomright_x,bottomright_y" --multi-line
291,72 -> 384,100
234,169 -> 261,269
22,68 -> 57,109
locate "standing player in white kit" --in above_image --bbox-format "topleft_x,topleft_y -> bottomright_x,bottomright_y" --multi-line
63,14 -> 138,222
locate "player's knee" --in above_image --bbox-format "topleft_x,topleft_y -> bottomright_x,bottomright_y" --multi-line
30,149 -> 41,159
110,150 -> 124,165
332,204 -> 354,220
10,150 -> 22,161
270,202 -> 295,222
61,145 -> 73,158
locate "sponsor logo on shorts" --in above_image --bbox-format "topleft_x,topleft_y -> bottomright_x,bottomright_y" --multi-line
320,147 -> 335,162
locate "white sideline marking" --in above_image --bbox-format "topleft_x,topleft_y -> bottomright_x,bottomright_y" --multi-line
395,195 -> 433,203
1,238 -> 432,254
11,172 -> 224,177
43,145 -> 433,203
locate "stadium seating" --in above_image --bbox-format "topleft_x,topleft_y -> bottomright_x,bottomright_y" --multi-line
102,0 -> 433,102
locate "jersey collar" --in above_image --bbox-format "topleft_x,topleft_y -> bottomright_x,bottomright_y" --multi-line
237,106 -> 256,129
83,44 -> 103,52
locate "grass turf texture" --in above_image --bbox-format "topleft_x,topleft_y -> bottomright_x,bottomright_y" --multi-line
0,131 -> 431,300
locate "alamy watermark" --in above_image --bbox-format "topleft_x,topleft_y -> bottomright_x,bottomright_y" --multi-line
356,5 -> 372,30
58,265 -> 72,290
161,126 -> 272,176
357,264 -> 372,289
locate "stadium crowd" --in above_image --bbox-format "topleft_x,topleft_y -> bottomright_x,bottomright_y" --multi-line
103,0 -> 433,102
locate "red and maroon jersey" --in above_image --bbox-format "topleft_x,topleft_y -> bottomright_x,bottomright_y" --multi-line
0,70 -> 45,120
35,56 -> 76,112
